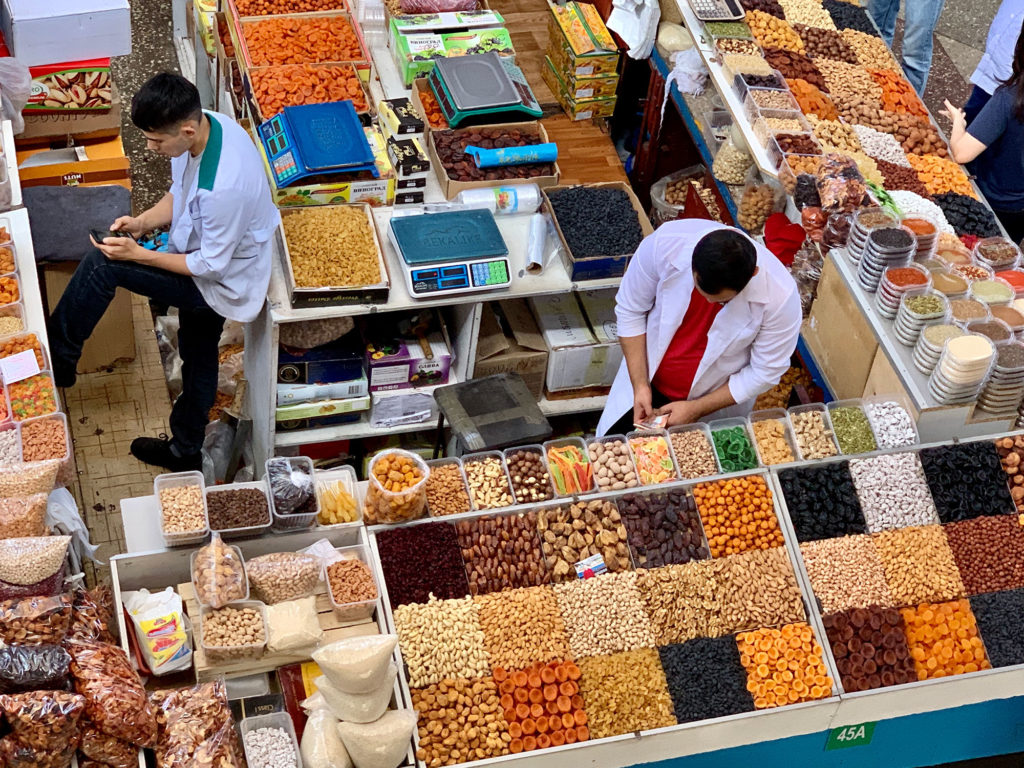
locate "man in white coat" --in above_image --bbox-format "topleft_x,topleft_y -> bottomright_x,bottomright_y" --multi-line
597,220 -> 802,436
48,73 -> 280,471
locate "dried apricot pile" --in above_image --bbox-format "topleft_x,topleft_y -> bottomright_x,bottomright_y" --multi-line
0,276 -> 19,306
242,16 -> 364,66
0,246 -> 14,274
786,78 -> 839,120
906,154 -> 977,198
495,662 -> 589,752
901,599 -> 991,680
693,475 -> 784,557
737,622 -> 833,708
869,68 -> 927,117
235,0 -> 345,15
252,63 -> 367,117
418,87 -> 448,129
0,333 -> 45,369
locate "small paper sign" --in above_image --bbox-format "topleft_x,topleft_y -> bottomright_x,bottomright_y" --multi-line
0,349 -> 40,384
574,554 -> 607,580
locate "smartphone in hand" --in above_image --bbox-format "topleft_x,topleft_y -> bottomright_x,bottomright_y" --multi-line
90,229 -> 132,243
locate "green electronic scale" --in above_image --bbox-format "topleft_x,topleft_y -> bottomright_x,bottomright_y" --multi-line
427,53 -> 542,128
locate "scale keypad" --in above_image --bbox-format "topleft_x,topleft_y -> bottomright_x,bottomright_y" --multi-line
472,260 -> 509,287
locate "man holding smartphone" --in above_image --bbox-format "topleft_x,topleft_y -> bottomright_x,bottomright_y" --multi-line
48,73 -> 280,471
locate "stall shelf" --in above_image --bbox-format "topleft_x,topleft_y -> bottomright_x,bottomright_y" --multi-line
1,120 -> 22,209
1,206 -> 49,337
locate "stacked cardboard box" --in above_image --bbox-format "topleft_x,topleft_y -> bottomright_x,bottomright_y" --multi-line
544,1 -> 620,121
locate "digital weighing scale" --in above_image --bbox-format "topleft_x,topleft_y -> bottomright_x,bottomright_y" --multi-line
427,53 -> 543,128
258,101 -> 378,188
389,209 -> 512,298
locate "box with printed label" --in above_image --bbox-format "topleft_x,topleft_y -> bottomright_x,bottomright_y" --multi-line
277,334 -> 364,384
16,134 -> 130,189
474,299 -> 548,400
386,136 -> 430,177
18,82 -> 121,142
389,9 -> 504,35
276,395 -> 370,430
379,97 -> 424,138
1,0 -> 131,67
277,373 -> 369,405
576,288 -> 618,344
391,23 -> 515,86
542,55 -> 618,100
25,60 -> 113,112
546,1 -> 618,80
542,56 -> 617,121
529,293 -> 622,392
365,330 -> 453,392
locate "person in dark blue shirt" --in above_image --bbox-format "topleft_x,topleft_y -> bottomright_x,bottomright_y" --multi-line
942,21 -> 1024,242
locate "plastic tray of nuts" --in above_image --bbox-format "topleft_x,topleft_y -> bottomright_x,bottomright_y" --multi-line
424,457 -> 474,517
198,600 -> 268,664
667,422 -> 722,479
324,543 -> 379,622
461,450 -> 515,510
503,444 -> 557,504
314,465 -> 364,528
787,403 -> 840,460
586,434 -> 640,492
749,408 -> 803,466
862,393 -> 920,449
205,481 -> 273,539
240,711 -> 303,768
155,470 -> 209,547
17,411 -> 71,465
827,398 -> 880,455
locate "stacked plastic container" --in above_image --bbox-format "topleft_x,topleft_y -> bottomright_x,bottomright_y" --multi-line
974,237 -> 1022,271
875,263 -> 930,319
928,334 -> 996,405
913,323 -> 965,375
857,226 -> 916,292
902,215 -> 938,260
847,209 -> 898,265
894,289 -> 948,346
977,341 -> 1024,415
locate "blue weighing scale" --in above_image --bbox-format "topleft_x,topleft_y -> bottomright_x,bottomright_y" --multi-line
389,209 -> 512,298
258,101 -> 378,187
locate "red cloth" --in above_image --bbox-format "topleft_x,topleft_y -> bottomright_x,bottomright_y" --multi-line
652,286 -> 723,400
764,212 -> 805,266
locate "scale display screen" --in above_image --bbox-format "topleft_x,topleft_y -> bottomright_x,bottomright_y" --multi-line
408,259 -> 510,296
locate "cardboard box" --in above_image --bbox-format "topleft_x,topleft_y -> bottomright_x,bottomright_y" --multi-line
365,330 -> 453,392
542,55 -> 618,100
390,23 -> 515,86
576,288 -> 618,343
245,61 -> 372,124
543,181 -> 652,281
44,262 -> 135,373
16,134 -> 130,189
17,82 -> 122,143
542,56 -> 617,121
277,335 -> 363,384
426,121 -> 560,200
1,0 -> 130,67
379,97 -> 424,138
236,11 -> 372,82
411,77 -> 449,131
276,394 -> 370,429
277,373 -> 368,405
386,136 -> 430,177
529,293 -> 621,392
474,299 -> 548,400
25,60 -> 113,112
546,9 -> 618,79
388,10 -> 504,35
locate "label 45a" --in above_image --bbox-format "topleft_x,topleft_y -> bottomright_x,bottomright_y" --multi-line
825,722 -> 876,750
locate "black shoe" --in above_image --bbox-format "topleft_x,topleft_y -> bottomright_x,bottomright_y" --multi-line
53,363 -> 76,389
130,435 -> 202,472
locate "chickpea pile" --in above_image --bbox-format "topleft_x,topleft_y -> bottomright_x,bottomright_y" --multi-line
693,475 -> 784,556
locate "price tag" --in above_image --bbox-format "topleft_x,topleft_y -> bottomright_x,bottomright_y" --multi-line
0,350 -> 40,384
574,554 -> 607,580
825,722 -> 876,750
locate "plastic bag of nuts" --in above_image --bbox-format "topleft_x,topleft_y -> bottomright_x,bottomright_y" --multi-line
363,449 -> 429,524
149,680 -> 245,768
247,552 -> 320,605
191,534 -> 248,609
0,689 -> 86,751
0,593 -> 73,645
0,493 -> 48,538
0,536 -> 71,601
79,725 -> 139,768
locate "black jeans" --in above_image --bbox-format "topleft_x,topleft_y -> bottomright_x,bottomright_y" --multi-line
49,249 -> 225,455
992,209 -> 1024,245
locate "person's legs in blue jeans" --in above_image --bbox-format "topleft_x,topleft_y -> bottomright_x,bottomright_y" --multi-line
48,249 -> 223,458
867,0 -> 900,45
900,0 -> 947,95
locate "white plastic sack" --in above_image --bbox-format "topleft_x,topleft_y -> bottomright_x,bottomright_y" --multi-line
46,487 -> 100,567
337,710 -> 416,768
0,59 -> 31,134
316,665 -> 396,723
301,708 -> 353,768
662,48 -> 708,125
608,0 -> 659,59
312,635 -> 397,694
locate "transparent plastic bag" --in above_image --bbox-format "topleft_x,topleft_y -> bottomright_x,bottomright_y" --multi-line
0,736 -> 75,768
0,460 -> 59,497
336,710 -> 416,768
0,593 -> 73,645
650,166 -> 706,226
712,137 -> 753,185
0,493 -> 49,538
0,644 -> 71,693
149,680 -> 245,768
267,457 -> 315,515
0,536 -> 70,599
737,167 -> 786,235
312,635 -> 398,694
400,0 -> 477,10
362,450 -> 429,524
66,639 -> 158,748
0,689 -> 86,751
79,726 -> 139,768
192,534 -> 247,608
0,58 -> 31,135
315,665 -> 396,723
279,318 -> 354,350
267,596 -> 323,653
69,585 -> 115,644
816,152 -> 867,213
302,707 -> 353,768
247,552 -> 320,604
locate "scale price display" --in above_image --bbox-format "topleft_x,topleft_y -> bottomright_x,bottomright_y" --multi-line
406,258 -> 510,297
825,721 -> 876,750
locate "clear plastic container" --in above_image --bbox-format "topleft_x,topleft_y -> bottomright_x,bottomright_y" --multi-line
315,465 -> 364,528
586,434 -> 640,492
626,429 -> 678,485
952,262 -> 994,283
205,481 -> 273,539
6,369 -> 59,421
743,87 -> 800,117
778,152 -> 824,195
863,393 -> 920,449
995,268 -> 1024,297
826,399 -> 879,455
0,273 -> 19,309
363,449 -> 430,524
901,213 -> 939,260
226,672 -> 271,700
462,450 -> 514,510
929,335 -> 996,404
930,269 -> 969,299
935,241 -> 973,267
875,263 -> 931,319
666,423 -> 722,479
190,542 -> 249,608
0,331 -> 49,372
964,317 -> 1013,345
969,276 -> 1015,306
17,411 -> 70,464
787,403 -> 840,459
424,457 -> 474,517
748,408 -> 801,465
155,470 -> 209,547
543,437 -> 595,496
240,711 -> 303,768
503,444 -> 556,504
894,288 -> 948,347
266,456 -> 320,531
199,600 -> 267,664
974,237 -> 1022,271
752,110 -> 812,149
768,129 -> 822,167
0,302 -> 25,337
324,543 -> 379,622
731,69 -> 786,101
707,417 -> 760,472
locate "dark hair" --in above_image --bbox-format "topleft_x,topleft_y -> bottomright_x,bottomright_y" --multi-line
1002,21 -> 1024,122
131,73 -> 202,133
692,229 -> 757,294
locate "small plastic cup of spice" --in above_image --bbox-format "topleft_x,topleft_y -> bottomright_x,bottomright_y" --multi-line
363,449 -> 429,523
990,303 -> 1024,333
914,324 -> 964,375
953,263 -> 994,283
996,269 -> 1024,296
902,215 -> 938,258
876,264 -> 930,319
930,270 -> 969,298
709,418 -> 759,472
975,237 -> 1022,270
969,277 -> 1015,306
545,438 -> 594,496
627,431 -> 678,485
964,318 -> 1012,345
894,289 -> 948,346
828,400 -> 878,454
7,372 -> 58,421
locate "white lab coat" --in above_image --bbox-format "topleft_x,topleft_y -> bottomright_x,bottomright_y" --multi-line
596,219 -> 802,436
168,111 -> 280,323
